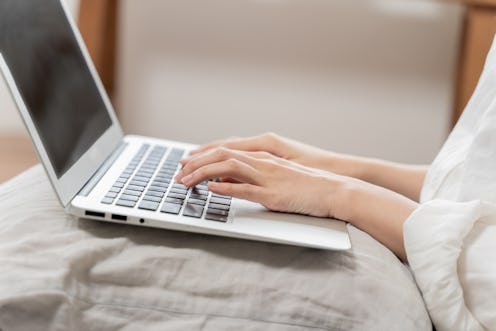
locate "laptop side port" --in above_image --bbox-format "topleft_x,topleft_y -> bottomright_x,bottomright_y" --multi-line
85,210 -> 105,218
111,214 -> 127,221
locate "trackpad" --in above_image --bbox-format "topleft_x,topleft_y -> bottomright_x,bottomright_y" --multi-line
231,199 -> 351,250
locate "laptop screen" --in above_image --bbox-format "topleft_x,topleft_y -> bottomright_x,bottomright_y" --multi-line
0,0 -> 112,178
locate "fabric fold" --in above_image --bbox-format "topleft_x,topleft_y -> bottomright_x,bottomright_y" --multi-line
404,199 -> 496,331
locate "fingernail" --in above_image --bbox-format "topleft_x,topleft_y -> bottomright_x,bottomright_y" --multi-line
175,171 -> 183,180
181,174 -> 193,186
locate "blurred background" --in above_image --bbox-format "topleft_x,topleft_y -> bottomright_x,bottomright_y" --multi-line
0,0 -> 485,182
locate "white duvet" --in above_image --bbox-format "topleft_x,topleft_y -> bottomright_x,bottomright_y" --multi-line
404,36 -> 496,330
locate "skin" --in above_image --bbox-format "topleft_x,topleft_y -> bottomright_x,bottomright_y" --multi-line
176,133 -> 428,262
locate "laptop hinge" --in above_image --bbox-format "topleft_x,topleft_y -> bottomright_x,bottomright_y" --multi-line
76,141 -> 128,198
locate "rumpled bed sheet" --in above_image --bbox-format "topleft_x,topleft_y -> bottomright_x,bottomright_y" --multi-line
0,165 -> 431,331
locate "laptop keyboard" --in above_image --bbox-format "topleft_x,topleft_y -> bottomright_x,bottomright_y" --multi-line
101,144 -> 232,223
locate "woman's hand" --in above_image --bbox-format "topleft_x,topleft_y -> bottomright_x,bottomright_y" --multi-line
183,132 -> 333,172
184,133 -> 428,202
176,147 -> 350,218
177,146 -> 418,261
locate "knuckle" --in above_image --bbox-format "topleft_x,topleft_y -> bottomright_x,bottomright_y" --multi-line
226,158 -> 240,169
263,132 -> 280,148
263,159 -> 278,169
193,169 -> 204,179
215,146 -> 229,159
184,160 -> 197,172
263,132 -> 278,141
222,184 -> 233,195
244,184 -> 257,195
261,151 -> 273,159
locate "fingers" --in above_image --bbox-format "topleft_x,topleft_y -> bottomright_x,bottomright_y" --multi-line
188,138 -> 232,156
181,159 -> 259,187
177,148 -> 258,182
189,133 -> 280,157
180,149 -> 273,167
208,182 -> 265,203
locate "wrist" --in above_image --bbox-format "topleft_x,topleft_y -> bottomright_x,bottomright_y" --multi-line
319,152 -> 370,181
324,175 -> 363,221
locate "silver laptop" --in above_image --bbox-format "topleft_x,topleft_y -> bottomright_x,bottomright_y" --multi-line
0,0 -> 350,250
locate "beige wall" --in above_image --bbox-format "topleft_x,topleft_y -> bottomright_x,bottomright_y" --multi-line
0,0 -> 463,164
116,0 -> 463,163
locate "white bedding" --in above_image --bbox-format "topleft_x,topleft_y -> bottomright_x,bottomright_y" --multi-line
0,165 -> 431,330
403,36 -> 496,331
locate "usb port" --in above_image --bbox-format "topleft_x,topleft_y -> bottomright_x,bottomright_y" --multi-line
111,214 -> 127,221
85,210 -> 105,218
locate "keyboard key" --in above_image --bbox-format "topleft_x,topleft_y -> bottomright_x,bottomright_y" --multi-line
148,185 -> 167,193
212,194 -> 231,199
208,203 -> 230,211
189,193 -> 208,200
209,197 -> 231,205
123,189 -> 141,196
159,169 -> 176,176
161,203 -> 182,215
153,176 -> 171,184
183,203 -> 204,218
168,192 -> 187,199
151,183 -> 170,190
156,176 -> 173,183
154,176 -> 172,183
112,182 -> 125,188
206,208 -> 229,216
119,194 -> 139,202
205,213 -> 228,223
133,176 -> 150,182
109,187 -> 121,193
136,170 -> 154,176
116,199 -> 136,208
146,191 -> 165,198
169,188 -> 188,194
126,185 -> 145,192
188,198 -> 206,206
101,197 -> 114,204
142,195 -> 162,202
165,197 -> 184,205
105,191 -> 118,199
173,184 -> 188,190
191,188 -> 209,195
129,180 -> 148,187
139,200 -> 160,211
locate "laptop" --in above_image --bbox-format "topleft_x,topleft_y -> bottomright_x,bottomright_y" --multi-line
0,0 -> 350,250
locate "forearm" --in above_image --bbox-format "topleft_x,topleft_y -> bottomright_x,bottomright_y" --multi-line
319,153 -> 428,202
332,178 -> 418,262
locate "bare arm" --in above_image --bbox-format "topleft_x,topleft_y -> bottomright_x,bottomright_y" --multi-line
323,154 -> 428,202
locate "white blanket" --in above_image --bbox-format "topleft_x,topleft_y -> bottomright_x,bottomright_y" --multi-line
404,36 -> 496,331
0,166 -> 430,331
